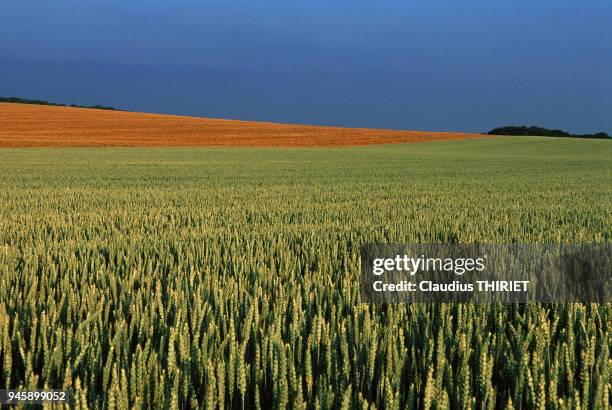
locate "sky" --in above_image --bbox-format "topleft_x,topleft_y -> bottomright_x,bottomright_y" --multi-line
1,0 -> 611,134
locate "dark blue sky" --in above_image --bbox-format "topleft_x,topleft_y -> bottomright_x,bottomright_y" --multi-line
1,0 -> 610,133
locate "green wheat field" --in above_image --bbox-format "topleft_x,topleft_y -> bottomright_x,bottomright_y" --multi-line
1,137 -> 610,409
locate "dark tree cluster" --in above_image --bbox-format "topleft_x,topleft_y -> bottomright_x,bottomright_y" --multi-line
488,125 -> 609,139
0,96 -> 118,111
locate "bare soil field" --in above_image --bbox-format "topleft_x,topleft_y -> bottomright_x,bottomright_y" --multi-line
0,103 -> 485,147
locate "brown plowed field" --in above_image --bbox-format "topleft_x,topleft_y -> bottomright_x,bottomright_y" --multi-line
0,103 -> 485,147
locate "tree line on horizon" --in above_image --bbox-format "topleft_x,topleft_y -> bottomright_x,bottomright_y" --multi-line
488,125 -> 610,139
0,96 -> 118,111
